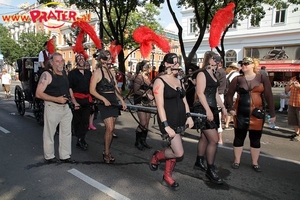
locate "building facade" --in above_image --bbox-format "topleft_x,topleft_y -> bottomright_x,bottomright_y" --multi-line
181,3 -> 300,83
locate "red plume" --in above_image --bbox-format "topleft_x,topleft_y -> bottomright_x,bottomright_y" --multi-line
72,21 -> 102,49
72,30 -> 89,59
209,2 -> 235,48
109,41 -> 122,63
47,38 -> 55,54
133,26 -> 170,58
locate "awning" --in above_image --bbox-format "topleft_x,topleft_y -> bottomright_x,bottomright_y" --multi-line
259,63 -> 300,72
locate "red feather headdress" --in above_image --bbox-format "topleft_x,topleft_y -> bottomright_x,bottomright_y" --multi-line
209,2 -> 235,48
71,21 -> 102,49
133,26 -> 171,58
47,37 -> 55,55
72,30 -> 89,60
109,41 -> 122,63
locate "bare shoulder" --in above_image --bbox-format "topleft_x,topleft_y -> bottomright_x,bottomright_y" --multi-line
38,71 -> 51,85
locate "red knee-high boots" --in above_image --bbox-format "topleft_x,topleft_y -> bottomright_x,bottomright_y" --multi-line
149,150 -> 166,171
162,158 -> 179,190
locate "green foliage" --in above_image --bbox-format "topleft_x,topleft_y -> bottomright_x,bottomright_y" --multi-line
18,32 -> 50,57
0,24 -> 22,65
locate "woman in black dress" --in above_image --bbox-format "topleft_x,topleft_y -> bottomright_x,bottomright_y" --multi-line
149,53 -> 194,190
89,50 -> 127,163
193,51 -> 227,185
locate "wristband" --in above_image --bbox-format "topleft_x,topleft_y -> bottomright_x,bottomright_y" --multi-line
186,112 -> 192,118
162,121 -> 169,128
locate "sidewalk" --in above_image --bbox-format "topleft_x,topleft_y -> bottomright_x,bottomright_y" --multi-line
263,110 -> 293,133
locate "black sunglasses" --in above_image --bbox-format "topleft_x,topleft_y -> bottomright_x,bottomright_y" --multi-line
241,62 -> 253,66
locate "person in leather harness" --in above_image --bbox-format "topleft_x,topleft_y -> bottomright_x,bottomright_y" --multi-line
225,57 -> 276,172
193,51 -> 227,185
149,53 -> 194,190
36,52 -> 74,163
89,50 -> 127,164
133,60 -> 154,151
68,54 -> 92,151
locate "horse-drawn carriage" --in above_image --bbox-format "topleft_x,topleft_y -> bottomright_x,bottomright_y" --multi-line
15,57 -> 44,125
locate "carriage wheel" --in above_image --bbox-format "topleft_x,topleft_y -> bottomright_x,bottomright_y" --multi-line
14,85 -> 25,116
33,98 -> 44,126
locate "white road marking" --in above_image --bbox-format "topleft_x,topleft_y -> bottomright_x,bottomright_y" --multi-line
0,126 -> 10,134
68,168 -> 131,200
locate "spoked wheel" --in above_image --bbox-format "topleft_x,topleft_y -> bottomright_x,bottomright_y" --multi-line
14,85 -> 25,116
33,98 -> 44,126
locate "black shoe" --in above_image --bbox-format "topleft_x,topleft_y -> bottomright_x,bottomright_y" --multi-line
194,156 -> 207,172
81,139 -> 88,148
194,161 -> 207,172
252,165 -> 262,172
45,157 -> 57,164
206,166 -> 223,185
77,139 -> 88,150
60,158 -> 76,163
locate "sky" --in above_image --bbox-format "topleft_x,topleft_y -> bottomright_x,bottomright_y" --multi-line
0,0 -> 181,31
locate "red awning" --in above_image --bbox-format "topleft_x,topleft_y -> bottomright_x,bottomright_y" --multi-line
259,63 -> 300,72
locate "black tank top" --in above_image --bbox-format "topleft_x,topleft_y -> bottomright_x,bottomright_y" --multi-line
44,70 -> 70,97
96,68 -> 115,94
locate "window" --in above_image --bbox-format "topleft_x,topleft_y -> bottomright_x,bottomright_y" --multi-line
189,18 -> 197,34
245,48 -> 260,58
250,14 -> 260,27
69,51 -> 72,58
275,9 -> 286,24
225,50 -> 237,67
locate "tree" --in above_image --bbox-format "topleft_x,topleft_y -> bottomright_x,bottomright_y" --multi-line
18,32 -> 50,57
0,24 -> 22,65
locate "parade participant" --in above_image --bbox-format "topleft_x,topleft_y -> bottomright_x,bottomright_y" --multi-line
285,73 -> 300,141
226,57 -> 275,172
68,54 -> 92,150
89,50 -> 126,163
149,53 -> 194,190
84,61 -> 97,130
1,68 -> 11,98
193,51 -> 227,184
133,60 -> 153,150
35,52 -> 74,163
38,41 -> 49,69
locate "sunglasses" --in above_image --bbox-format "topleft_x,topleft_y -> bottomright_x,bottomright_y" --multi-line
241,62 -> 253,66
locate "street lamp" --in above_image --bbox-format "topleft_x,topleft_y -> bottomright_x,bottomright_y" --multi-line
151,45 -> 155,67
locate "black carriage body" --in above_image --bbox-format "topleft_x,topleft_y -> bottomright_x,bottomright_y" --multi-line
15,57 -> 44,125
16,57 -> 40,102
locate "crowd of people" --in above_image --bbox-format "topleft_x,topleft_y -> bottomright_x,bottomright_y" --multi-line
17,41 -> 299,190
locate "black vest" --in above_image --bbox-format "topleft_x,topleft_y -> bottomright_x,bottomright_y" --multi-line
44,70 -> 70,97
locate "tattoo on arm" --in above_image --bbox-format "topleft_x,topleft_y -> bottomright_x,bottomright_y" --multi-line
38,73 -> 47,85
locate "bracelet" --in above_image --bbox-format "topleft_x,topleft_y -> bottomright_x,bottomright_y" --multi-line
186,112 -> 192,118
162,121 -> 169,128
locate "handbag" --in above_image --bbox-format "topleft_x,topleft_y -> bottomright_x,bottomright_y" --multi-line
251,108 -> 265,119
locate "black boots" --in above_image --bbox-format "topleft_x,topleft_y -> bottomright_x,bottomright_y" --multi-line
140,130 -> 152,149
162,158 -> 179,190
194,156 -> 207,172
206,165 -> 223,185
135,131 -> 145,150
76,138 -> 88,151
135,129 -> 152,151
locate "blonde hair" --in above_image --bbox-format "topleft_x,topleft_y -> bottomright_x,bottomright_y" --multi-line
253,58 -> 260,74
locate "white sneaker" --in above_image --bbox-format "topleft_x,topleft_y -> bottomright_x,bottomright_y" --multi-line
278,108 -> 283,112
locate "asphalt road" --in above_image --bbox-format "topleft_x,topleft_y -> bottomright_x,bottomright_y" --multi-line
0,81 -> 299,200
